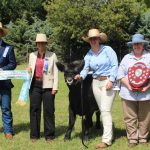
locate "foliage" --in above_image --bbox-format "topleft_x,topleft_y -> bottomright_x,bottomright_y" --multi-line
0,0 -> 47,24
144,0 -> 150,7
45,0 -> 103,62
99,0 -> 146,60
0,0 -> 149,63
46,0 -> 146,62
137,10 -> 150,50
4,17 -> 52,64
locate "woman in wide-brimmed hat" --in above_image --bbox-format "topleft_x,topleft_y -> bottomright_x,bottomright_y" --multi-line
75,28 -> 118,149
117,33 -> 150,148
27,33 -> 58,142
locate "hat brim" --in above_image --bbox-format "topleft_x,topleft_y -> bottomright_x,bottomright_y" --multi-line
0,27 -> 9,37
82,32 -> 108,43
127,40 -> 149,47
82,36 -> 100,43
35,41 -> 48,43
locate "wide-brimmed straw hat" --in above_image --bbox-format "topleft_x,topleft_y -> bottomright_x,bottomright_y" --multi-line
35,33 -> 47,43
82,29 -> 108,43
127,33 -> 149,47
0,22 -> 9,37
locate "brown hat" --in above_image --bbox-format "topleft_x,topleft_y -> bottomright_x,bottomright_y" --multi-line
0,22 -> 9,37
82,29 -> 108,43
35,33 -> 47,43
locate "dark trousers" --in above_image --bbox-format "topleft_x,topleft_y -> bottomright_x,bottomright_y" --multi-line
29,80 -> 55,140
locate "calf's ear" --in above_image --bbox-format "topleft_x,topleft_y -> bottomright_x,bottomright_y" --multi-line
56,62 -> 65,72
79,60 -> 85,70
74,60 -> 85,72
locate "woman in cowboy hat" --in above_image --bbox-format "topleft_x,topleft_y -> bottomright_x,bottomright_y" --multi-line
0,22 -> 16,139
27,33 -> 58,142
117,33 -> 150,147
75,28 -> 118,149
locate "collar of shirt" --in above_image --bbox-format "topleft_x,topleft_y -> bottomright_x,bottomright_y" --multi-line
129,50 -> 148,60
0,40 -> 2,46
37,52 -> 45,59
89,44 -> 105,55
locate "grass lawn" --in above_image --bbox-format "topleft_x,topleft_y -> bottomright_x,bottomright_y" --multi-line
0,64 -> 149,150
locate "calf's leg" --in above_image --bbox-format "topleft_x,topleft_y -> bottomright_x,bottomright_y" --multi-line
64,106 -> 76,141
95,111 -> 101,129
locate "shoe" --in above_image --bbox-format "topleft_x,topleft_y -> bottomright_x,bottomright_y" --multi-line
31,138 -> 38,143
46,138 -> 54,143
128,143 -> 137,148
5,133 -> 13,140
139,142 -> 148,146
95,143 -> 109,149
46,136 -> 55,143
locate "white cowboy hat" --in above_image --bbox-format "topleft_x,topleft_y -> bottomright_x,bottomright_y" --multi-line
0,22 -> 9,37
35,33 -> 47,43
127,33 -> 149,47
82,29 -> 108,43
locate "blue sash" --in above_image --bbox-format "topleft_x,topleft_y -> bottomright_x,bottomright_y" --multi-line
0,70 -> 31,105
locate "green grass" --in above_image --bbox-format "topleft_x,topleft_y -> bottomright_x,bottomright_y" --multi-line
0,64 -> 149,150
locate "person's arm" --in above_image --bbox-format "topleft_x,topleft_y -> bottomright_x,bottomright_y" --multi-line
52,53 -> 58,95
140,80 -> 150,92
74,54 -> 90,80
117,55 -> 132,91
106,47 -> 118,82
80,54 -> 90,79
120,77 -> 132,91
105,47 -> 118,90
26,53 -> 32,72
2,46 -> 16,70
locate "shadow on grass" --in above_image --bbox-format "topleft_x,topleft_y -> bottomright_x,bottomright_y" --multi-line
69,122 -> 127,141
68,122 -> 102,140
40,125 -> 68,138
13,122 -> 30,134
113,127 -> 126,140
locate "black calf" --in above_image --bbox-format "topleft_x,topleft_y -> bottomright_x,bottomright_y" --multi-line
57,60 -> 100,141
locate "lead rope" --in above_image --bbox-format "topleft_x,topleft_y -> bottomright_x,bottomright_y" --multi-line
80,78 -> 88,148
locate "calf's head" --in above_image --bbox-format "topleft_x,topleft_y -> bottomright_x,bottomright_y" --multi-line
56,60 -> 84,85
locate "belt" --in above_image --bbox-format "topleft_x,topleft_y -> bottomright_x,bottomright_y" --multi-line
96,76 -> 107,81
35,77 -> 43,81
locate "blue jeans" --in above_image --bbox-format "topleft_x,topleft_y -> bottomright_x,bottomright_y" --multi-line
0,89 -> 13,134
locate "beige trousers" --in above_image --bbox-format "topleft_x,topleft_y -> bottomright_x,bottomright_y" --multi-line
122,99 -> 150,143
92,79 -> 116,145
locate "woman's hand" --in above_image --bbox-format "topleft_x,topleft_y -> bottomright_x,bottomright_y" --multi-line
140,84 -> 150,92
105,81 -> 113,90
126,84 -> 133,91
74,74 -> 81,80
121,77 -> 133,91
51,90 -> 57,95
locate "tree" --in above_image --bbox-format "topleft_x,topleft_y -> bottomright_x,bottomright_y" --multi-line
4,17 -> 52,64
0,0 -> 47,24
46,0 -> 146,62
137,10 -> 150,50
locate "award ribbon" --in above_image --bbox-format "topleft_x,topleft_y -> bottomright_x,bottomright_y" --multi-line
0,70 -> 31,106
